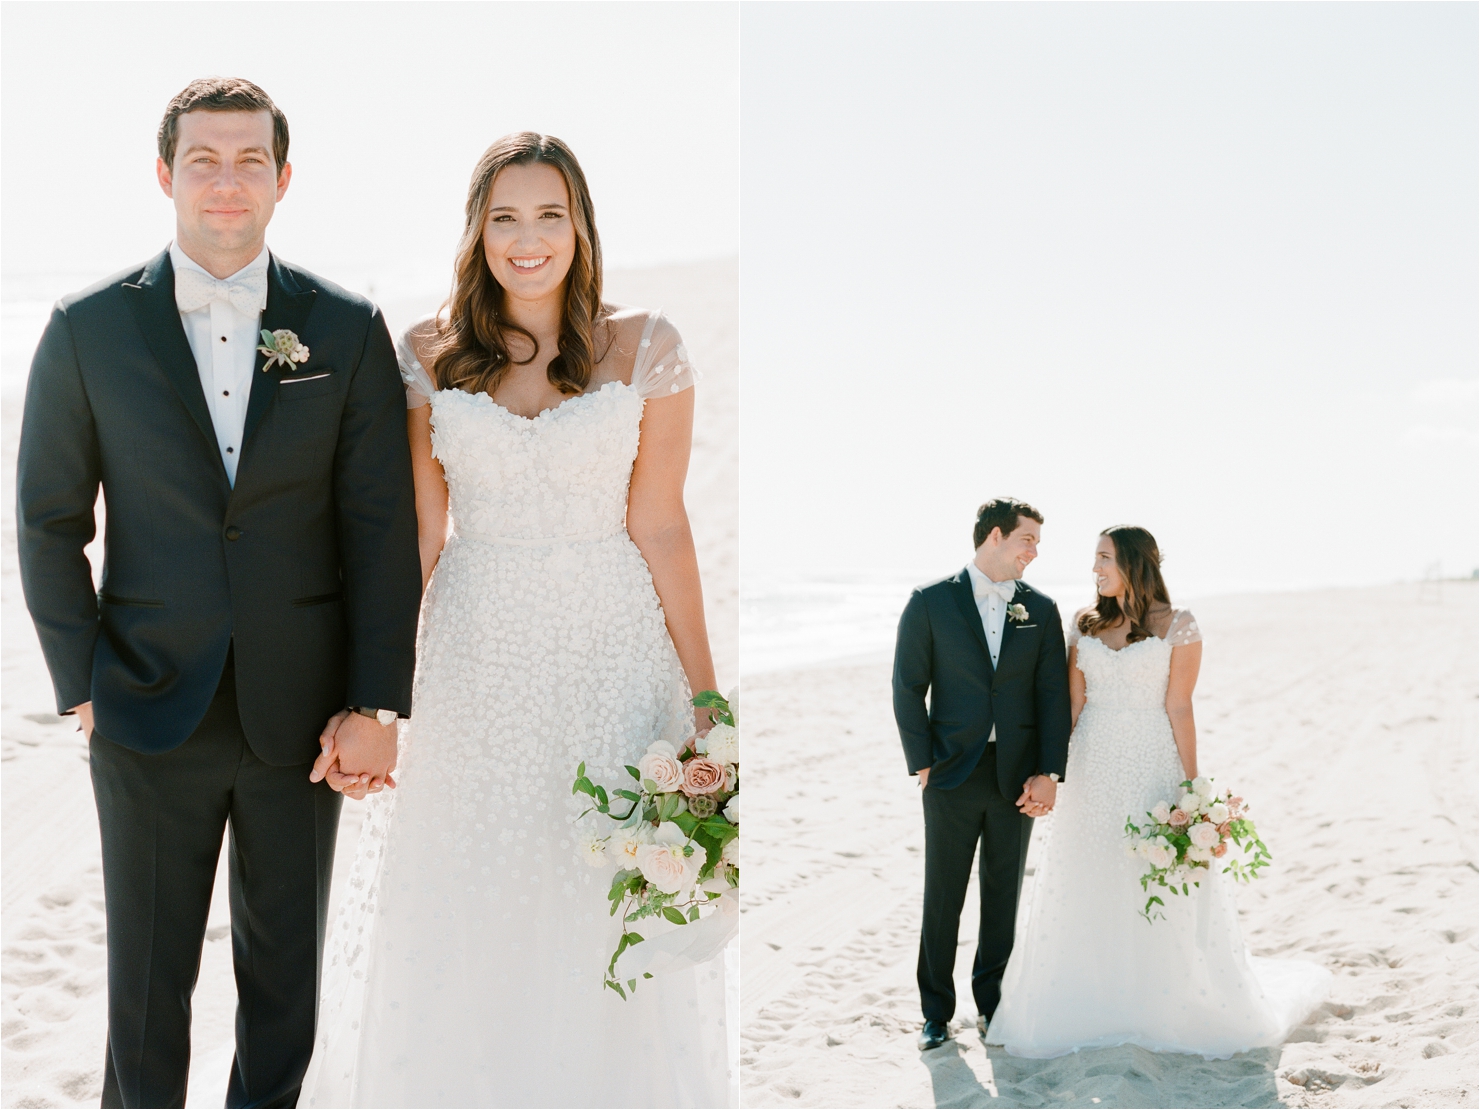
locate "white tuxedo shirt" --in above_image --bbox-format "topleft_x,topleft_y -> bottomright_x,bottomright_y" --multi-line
966,562 -> 1019,743
170,242 -> 270,486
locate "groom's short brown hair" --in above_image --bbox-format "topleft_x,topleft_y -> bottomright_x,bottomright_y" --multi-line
158,78 -> 289,172
973,498 -> 1043,549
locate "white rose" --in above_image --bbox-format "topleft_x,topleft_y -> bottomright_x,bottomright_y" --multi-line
1207,802 -> 1230,825
723,794 -> 739,824
725,686 -> 740,722
1186,845 -> 1213,863
1150,802 -> 1172,824
1147,844 -> 1175,869
635,824 -> 701,894
721,836 -> 738,868
638,744 -> 685,793
576,829 -> 608,868
1192,776 -> 1215,800
635,844 -> 686,893
1188,822 -> 1221,850
701,722 -> 739,766
1178,792 -> 1202,815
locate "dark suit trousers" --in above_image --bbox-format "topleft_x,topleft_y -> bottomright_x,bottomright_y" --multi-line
88,654 -> 342,1109
917,744 -> 1033,1024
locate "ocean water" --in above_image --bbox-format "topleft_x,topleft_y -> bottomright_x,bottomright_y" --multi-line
740,568 -> 1089,675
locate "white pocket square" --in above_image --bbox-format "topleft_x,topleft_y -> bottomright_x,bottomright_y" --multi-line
280,372 -> 331,384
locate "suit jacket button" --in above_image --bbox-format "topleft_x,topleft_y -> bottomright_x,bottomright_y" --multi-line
225,526 -> 242,541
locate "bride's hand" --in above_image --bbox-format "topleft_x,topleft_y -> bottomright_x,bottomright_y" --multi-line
309,710 -> 351,784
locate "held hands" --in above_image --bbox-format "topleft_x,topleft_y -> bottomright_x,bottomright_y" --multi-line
310,709 -> 398,801
1016,774 -> 1057,817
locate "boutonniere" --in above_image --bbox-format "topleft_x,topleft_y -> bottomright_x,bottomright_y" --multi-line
1007,603 -> 1030,623
258,329 -> 310,370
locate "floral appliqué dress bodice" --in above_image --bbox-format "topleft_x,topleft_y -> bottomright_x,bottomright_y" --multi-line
300,311 -> 731,1109
410,310 -> 696,545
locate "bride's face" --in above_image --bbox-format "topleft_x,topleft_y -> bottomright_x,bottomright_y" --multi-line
1092,537 -> 1125,598
482,161 -> 576,303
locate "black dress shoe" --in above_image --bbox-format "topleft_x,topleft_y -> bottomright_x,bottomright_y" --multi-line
917,1019 -> 951,1051
976,1014 -> 988,1039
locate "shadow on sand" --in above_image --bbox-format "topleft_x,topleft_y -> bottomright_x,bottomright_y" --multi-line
921,1036 -> 1285,1108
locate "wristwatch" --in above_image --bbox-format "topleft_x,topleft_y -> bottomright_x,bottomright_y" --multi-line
1046,773 -> 1061,783
352,706 -> 399,727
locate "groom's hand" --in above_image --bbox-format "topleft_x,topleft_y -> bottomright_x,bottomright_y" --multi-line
69,701 -> 95,740
1016,775 -> 1057,816
916,767 -> 930,788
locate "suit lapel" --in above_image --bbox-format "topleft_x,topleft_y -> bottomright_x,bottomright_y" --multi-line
952,568 -> 994,676
123,250 -> 227,484
998,581 -> 1022,668
241,254 -> 317,451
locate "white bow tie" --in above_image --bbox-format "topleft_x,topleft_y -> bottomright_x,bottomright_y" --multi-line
974,577 -> 1017,604
174,266 -> 267,316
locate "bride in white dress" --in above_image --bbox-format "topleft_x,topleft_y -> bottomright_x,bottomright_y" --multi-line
299,133 -> 731,1107
986,525 -> 1329,1059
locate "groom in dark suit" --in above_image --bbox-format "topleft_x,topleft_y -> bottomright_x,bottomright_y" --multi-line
16,79 -> 422,1108
893,498 -> 1071,1051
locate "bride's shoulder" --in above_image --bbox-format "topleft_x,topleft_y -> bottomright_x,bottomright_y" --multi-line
600,302 -> 681,346
598,304 -> 692,396
399,311 -> 447,367
1162,606 -> 1202,647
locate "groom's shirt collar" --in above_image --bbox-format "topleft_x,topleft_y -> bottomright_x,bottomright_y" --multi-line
966,561 -> 1017,598
169,241 -> 271,284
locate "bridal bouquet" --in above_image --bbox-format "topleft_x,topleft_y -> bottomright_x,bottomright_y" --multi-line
1123,776 -> 1270,922
571,689 -> 739,998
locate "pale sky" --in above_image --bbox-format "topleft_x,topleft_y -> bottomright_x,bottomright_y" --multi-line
740,2 -> 1478,596
3,2 -> 1475,599
1,1 -> 739,300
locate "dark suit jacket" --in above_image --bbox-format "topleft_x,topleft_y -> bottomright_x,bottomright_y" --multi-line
16,248 -> 422,765
892,569 -> 1071,796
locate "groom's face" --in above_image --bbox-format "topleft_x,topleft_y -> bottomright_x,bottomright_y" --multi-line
157,109 -> 290,256
977,516 -> 1041,580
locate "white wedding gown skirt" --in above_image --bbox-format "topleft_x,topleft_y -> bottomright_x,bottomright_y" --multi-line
986,617 -> 1330,1059
301,317 -> 730,1107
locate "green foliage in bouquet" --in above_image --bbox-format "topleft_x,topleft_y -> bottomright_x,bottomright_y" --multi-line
571,690 -> 740,998
1124,777 -> 1271,923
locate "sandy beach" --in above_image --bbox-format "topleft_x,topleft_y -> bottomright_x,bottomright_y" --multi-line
740,583 -> 1477,1109
0,258 -> 737,1108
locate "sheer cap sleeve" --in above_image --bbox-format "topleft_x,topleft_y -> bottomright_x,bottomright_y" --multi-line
1165,608 -> 1202,648
629,311 -> 697,400
1066,610 -> 1086,650
395,323 -> 438,410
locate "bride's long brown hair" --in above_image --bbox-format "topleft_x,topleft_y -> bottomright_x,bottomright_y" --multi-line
429,132 -> 605,397
1078,525 -> 1172,645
